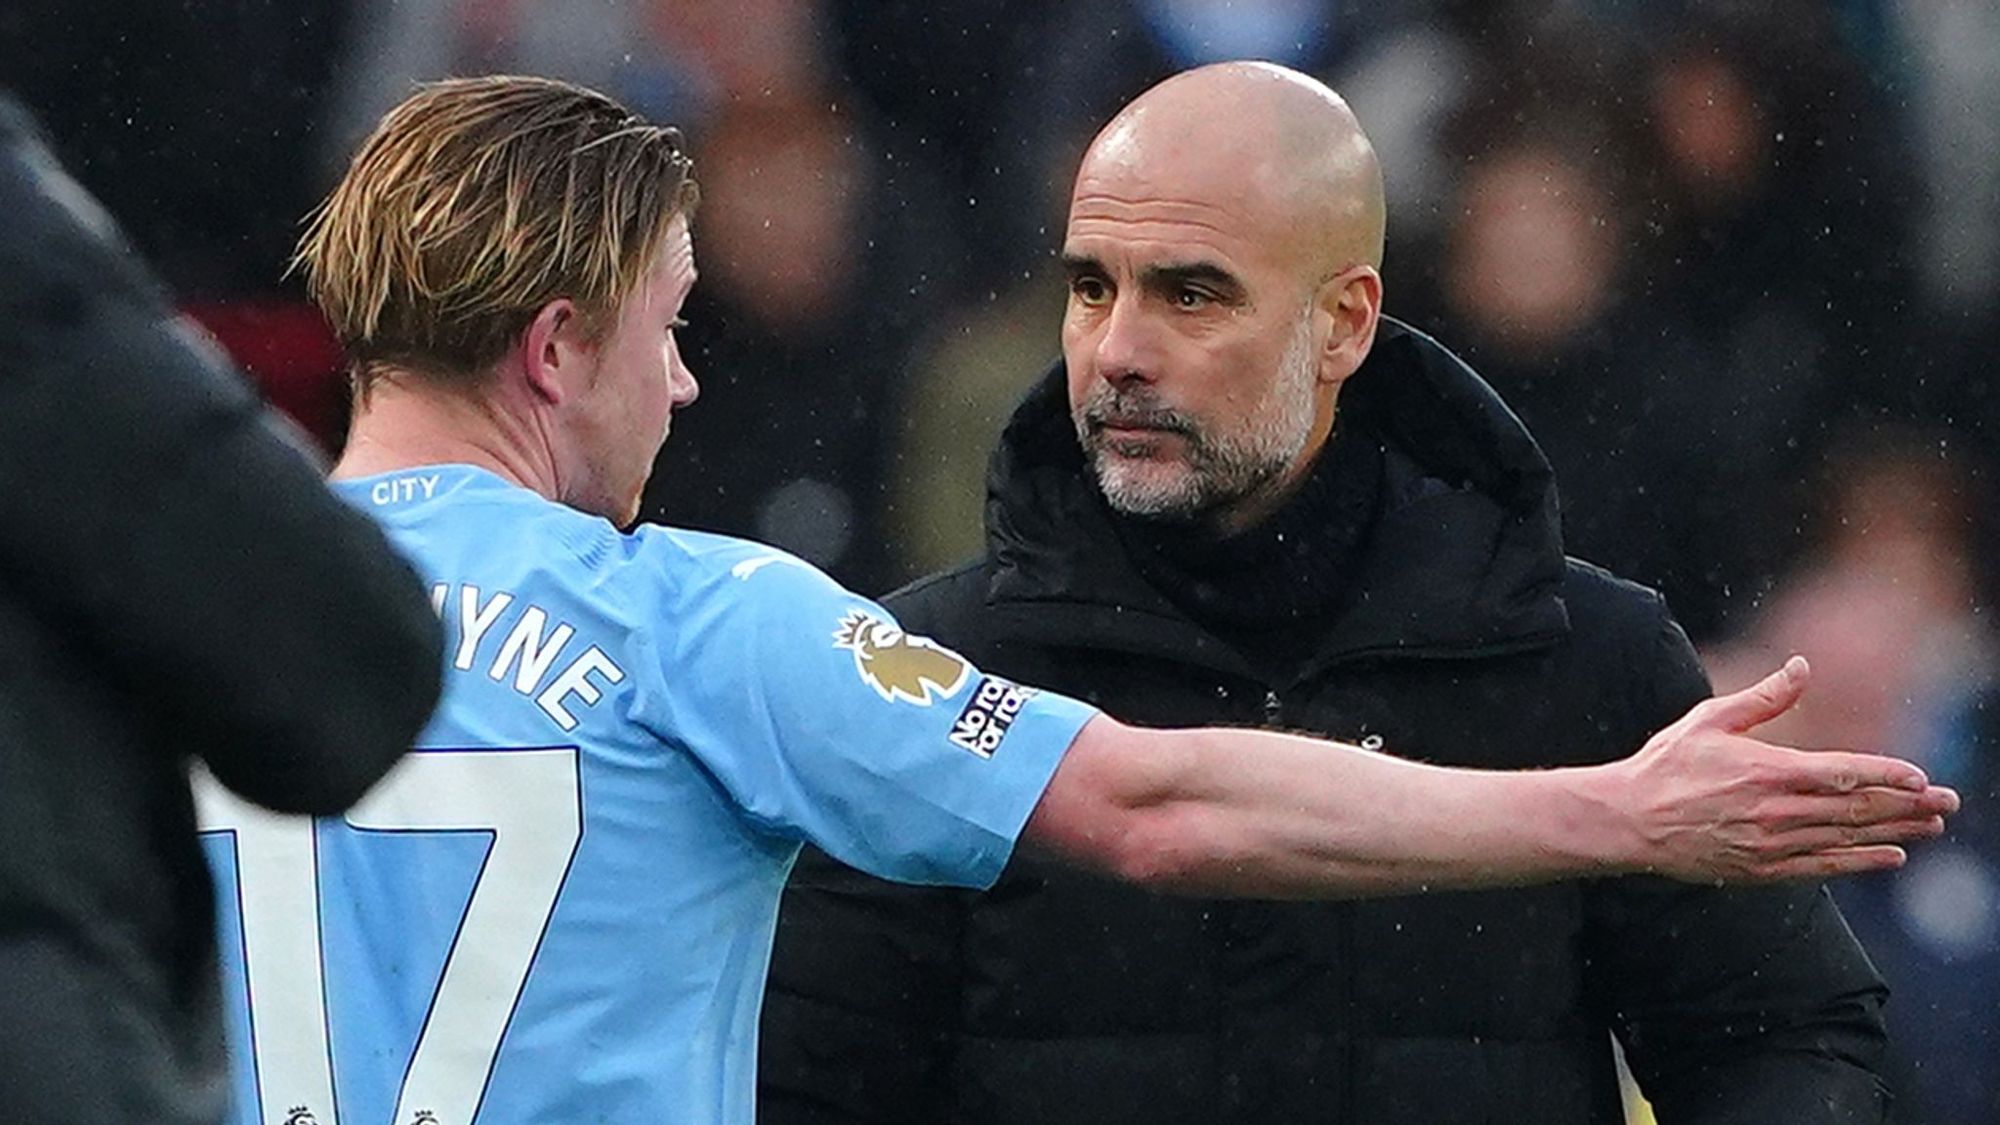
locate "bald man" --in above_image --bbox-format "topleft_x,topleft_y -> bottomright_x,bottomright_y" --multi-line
762,63 -> 1903,1124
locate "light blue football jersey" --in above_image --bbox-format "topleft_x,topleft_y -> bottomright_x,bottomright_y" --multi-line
195,465 -> 1095,1125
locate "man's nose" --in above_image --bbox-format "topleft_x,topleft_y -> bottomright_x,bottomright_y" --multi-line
1091,295 -> 1159,387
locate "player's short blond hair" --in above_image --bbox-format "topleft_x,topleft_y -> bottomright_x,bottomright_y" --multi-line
298,75 -> 698,392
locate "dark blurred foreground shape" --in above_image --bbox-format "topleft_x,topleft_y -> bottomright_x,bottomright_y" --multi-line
0,96 -> 441,1125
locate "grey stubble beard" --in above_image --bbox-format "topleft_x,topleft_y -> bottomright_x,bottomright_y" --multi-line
1077,311 -> 1320,524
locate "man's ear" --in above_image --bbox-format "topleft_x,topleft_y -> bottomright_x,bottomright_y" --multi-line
1315,265 -> 1383,387
519,298 -> 590,405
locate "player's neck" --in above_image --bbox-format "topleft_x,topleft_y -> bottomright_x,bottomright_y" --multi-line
334,374 -> 562,501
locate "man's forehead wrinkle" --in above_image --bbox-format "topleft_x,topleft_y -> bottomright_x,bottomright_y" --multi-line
1067,193 -> 1246,240
1067,181 -> 1304,285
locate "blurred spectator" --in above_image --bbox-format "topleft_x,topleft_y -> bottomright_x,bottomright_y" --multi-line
886,276 -> 1067,580
1706,427 -> 1995,765
320,0 -> 702,166
880,104 -> 1091,580
0,0 -> 354,300
825,1 -> 1064,297
0,0 -> 362,448
1398,5 -> 1930,642
648,84 -> 954,590
1639,2 -> 1921,423
634,2 -> 960,591
1404,36 -> 1781,643
1705,427 -> 2000,1125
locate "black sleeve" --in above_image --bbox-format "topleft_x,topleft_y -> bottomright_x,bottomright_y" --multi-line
759,845 -> 962,1124
1584,601 -> 1891,1123
0,96 -> 443,814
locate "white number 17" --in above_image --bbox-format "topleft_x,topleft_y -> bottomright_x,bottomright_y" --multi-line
197,748 -> 582,1125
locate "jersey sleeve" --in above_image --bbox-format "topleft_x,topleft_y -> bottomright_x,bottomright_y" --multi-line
638,547 -> 1096,889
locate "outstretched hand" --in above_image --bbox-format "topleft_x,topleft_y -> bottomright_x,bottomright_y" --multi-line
1607,656 -> 1960,883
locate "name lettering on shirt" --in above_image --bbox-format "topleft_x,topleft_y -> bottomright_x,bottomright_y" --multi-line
428,582 -> 625,731
370,474 -> 441,505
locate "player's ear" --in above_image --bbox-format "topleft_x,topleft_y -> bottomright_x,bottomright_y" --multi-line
1315,265 -> 1381,387
520,298 -> 591,405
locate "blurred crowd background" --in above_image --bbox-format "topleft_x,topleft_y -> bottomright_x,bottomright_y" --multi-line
2,0 -> 1994,1120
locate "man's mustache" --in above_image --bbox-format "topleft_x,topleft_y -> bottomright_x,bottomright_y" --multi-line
1080,391 -> 1198,437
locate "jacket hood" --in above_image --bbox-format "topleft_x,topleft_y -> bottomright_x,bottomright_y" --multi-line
978,318 -> 1570,672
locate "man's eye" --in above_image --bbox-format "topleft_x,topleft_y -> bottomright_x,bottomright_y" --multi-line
1071,277 -> 1110,305
1176,288 -> 1211,309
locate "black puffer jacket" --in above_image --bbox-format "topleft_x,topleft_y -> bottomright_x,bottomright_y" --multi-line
761,321 -> 1892,1124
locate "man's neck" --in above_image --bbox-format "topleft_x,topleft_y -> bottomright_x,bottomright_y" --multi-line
1203,459 -> 1315,538
1202,418 -> 1338,538
334,374 -> 562,503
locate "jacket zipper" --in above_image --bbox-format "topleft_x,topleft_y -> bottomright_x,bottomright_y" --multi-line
1256,683 -> 1357,1116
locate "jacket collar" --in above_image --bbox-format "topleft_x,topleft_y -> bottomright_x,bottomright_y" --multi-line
976,318 -> 1570,680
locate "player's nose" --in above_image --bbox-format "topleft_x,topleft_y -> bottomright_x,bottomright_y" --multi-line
672,358 -> 699,408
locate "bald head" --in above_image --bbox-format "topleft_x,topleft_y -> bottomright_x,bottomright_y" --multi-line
1078,62 -> 1385,276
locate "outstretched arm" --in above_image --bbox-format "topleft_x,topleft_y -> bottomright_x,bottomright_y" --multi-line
1024,657 -> 1957,896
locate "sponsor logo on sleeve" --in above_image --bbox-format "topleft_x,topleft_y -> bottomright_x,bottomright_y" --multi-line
832,610 -> 971,706
948,677 -> 1038,758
